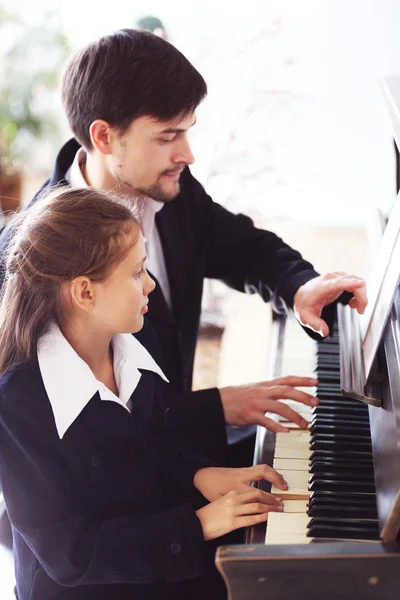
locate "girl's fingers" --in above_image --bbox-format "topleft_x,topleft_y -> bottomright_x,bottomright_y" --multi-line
235,512 -> 271,529
232,486 -> 283,507
235,501 -> 283,516
243,464 -> 288,491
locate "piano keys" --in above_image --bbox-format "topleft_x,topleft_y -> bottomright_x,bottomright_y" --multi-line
266,322 -> 380,545
216,312 -> 400,600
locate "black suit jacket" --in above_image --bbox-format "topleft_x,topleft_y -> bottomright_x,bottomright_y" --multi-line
0,139 -> 341,462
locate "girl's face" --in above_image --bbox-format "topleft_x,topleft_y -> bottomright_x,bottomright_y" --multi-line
90,229 -> 155,335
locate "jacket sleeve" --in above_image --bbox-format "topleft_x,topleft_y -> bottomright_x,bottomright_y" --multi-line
0,394 -> 207,586
187,175 -> 346,338
203,191 -> 320,312
162,384 -> 228,465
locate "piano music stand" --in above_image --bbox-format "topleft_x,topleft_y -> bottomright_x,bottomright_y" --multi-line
340,76 -> 400,407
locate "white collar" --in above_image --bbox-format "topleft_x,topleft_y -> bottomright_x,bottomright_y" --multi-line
37,322 -> 168,439
65,147 -> 88,189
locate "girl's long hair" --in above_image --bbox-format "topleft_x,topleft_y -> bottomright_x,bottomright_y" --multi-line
0,187 -> 141,375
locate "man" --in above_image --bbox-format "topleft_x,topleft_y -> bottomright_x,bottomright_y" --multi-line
0,29 -> 367,465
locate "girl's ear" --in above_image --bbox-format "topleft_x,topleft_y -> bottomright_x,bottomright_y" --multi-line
69,277 -> 96,312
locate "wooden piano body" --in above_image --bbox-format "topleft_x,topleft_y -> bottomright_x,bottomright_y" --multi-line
216,77 -> 400,599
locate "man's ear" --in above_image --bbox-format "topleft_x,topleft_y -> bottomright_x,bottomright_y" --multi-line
89,120 -> 114,155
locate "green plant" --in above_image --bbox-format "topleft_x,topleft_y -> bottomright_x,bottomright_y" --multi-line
0,7 -> 69,176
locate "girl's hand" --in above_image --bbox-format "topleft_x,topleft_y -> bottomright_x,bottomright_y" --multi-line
194,464 -> 288,503
196,488 -> 283,541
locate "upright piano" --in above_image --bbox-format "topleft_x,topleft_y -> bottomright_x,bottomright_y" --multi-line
216,77 -> 400,599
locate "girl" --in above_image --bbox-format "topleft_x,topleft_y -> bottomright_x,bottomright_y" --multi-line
0,188 -> 286,600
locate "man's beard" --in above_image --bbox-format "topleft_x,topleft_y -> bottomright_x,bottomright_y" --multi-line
115,173 -> 181,204
134,181 -> 181,203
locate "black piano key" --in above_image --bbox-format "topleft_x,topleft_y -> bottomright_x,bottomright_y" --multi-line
310,461 -> 374,476
309,471 -> 374,483
316,344 -> 339,353
310,440 -> 372,453
313,396 -> 368,406
312,415 -> 369,425
307,529 -> 379,541
307,518 -> 380,540
309,491 -> 377,506
310,432 -> 372,444
313,402 -> 369,412
311,424 -> 371,436
315,360 -> 341,370
308,478 -> 375,493
308,517 -> 379,530
310,421 -> 370,432
310,450 -> 373,462
312,406 -> 369,417
316,360 -> 339,366
318,372 -> 341,383
308,503 -> 378,519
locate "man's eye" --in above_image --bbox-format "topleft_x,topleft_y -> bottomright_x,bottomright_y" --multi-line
160,137 -> 175,144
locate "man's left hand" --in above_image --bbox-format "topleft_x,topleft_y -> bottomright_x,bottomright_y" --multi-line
293,272 -> 367,337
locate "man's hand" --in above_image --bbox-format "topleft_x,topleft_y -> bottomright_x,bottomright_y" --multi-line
219,375 -> 318,430
194,464 -> 288,502
293,272 -> 367,337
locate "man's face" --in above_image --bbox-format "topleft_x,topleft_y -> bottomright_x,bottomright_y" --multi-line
110,112 -> 196,202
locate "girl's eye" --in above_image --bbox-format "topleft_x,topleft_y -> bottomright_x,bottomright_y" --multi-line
134,268 -> 145,279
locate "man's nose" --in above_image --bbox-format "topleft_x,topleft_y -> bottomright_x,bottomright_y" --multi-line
174,137 -> 194,165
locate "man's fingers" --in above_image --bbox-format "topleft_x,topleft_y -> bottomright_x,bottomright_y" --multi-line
258,416 -> 291,433
320,276 -> 366,303
297,309 -> 329,337
259,408 -> 308,430
349,286 -> 368,314
264,376 -> 318,388
265,385 -> 319,407
295,275 -> 367,335
259,410 -> 308,431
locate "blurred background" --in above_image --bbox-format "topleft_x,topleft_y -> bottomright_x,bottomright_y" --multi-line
1,2 -> 400,594
1,0 -> 398,219
0,0 -> 398,369
1,0 -> 398,385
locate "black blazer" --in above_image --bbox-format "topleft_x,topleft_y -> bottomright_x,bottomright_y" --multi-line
0,139 -> 339,462
0,361 -> 219,600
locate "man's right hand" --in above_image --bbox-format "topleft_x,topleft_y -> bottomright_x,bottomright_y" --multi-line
219,376 -> 319,432
196,488 -> 283,541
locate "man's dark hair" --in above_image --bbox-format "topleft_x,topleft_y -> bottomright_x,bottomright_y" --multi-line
61,29 -> 207,150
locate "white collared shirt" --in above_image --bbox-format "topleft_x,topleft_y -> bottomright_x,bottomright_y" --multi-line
65,148 -> 172,309
37,322 -> 168,439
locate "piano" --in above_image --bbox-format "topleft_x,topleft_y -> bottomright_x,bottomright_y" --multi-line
216,77 -> 400,600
